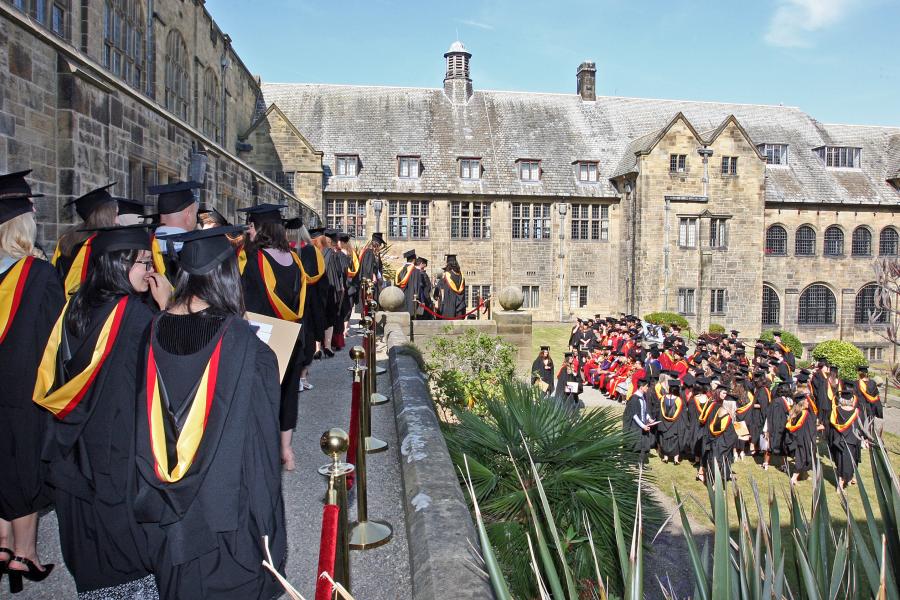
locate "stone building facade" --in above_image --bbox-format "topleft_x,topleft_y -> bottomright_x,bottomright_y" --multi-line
0,0 -> 316,250
245,42 -> 900,359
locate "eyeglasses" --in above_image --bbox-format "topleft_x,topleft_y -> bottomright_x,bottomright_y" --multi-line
133,259 -> 154,272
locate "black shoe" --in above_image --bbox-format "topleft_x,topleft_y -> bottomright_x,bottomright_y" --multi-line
313,350 -> 323,360
7,557 -> 54,594
0,547 -> 11,583
331,346 -> 342,352
324,348 -> 335,358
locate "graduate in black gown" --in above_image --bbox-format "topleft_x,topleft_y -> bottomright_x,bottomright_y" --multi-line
335,233 -> 355,345
437,254 -> 466,318
765,383 -> 793,470
855,365 -> 883,424
530,345 -> 555,394
34,225 -> 171,597
0,174 -> 66,594
831,388 -> 864,489
656,381 -> 687,464
785,394 -> 817,486
413,257 -> 433,318
554,351 -> 584,409
396,249 -> 419,316
703,394 -> 738,483
321,229 -> 346,353
147,181 -> 203,285
238,204 -> 304,472
51,183 -> 119,297
687,378 -> 715,470
302,228 -> 328,364
623,374 -> 656,462
355,232 -> 384,313
134,226 -> 286,600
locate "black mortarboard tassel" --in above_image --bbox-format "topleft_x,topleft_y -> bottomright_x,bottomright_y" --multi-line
65,183 -> 117,221
158,226 -> 246,275
148,181 -> 202,215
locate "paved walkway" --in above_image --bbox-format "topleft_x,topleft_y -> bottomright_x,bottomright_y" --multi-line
22,324 -> 411,599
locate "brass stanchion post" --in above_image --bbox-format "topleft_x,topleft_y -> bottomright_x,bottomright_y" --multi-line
367,298 -> 388,377
348,347 -> 393,549
366,305 -> 389,407
358,321 -> 387,454
318,428 -> 354,591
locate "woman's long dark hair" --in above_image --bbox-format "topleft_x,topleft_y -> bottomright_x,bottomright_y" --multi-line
66,249 -> 139,337
169,255 -> 245,317
58,202 -> 118,257
245,221 -> 290,253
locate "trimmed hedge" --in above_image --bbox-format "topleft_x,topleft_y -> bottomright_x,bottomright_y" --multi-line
761,329 -> 804,359
812,340 -> 867,381
708,323 -> 726,335
643,312 -> 689,329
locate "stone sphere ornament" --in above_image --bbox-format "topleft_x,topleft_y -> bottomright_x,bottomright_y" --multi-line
378,285 -> 406,311
498,286 -> 525,311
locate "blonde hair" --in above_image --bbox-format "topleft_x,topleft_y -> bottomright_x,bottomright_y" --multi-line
0,212 -> 37,259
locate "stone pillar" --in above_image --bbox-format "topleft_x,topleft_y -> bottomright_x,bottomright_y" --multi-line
378,311 -> 411,340
495,310 -> 533,374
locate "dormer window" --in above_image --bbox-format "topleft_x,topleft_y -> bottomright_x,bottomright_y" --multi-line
459,158 -> 481,180
398,156 -> 421,179
517,159 -> 541,182
757,144 -> 788,166
335,155 -> 359,177
576,161 -> 599,182
815,146 -> 861,168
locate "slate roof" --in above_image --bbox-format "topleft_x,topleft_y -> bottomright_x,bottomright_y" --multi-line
259,82 -> 900,206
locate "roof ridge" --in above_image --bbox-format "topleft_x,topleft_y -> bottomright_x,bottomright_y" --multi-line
823,122 -> 900,130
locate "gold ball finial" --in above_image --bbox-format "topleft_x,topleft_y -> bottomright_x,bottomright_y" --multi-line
320,428 -> 349,458
360,316 -> 373,328
349,346 -> 366,361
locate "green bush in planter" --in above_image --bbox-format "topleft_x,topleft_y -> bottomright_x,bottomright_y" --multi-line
708,323 -> 726,335
643,311 -> 689,329
812,340 -> 867,381
761,329 -> 804,359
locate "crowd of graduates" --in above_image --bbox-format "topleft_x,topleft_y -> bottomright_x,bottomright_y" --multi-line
533,314 -> 883,488
0,171 -> 395,598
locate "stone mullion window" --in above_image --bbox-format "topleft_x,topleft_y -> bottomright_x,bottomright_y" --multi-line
521,285 -> 540,309
710,288 -> 727,315
467,285 -> 491,308
677,288 -> 695,315
721,156 -> 738,176
798,284 -> 836,325
450,201 -> 490,240
325,199 -> 367,238
880,227 -> 899,256
765,225 -> 787,255
388,200 -> 430,240
795,226 -> 816,256
669,154 -> 686,173
678,217 -> 697,248
512,202 -> 550,240
823,226 -> 844,256
851,227 -> 872,256
569,285 -> 588,309
164,29 -> 190,121
758,144 -> 788,166
570,203 -> 608,241
855,284 -> 886,324
816,146 -> 861,168
709,218 -> 727,248
762,285 -> 780,325
103,0 -> 144,91
202,67 -> 220,143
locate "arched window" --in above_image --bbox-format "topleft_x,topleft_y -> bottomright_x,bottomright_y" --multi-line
798,284 -> 836,325
855,284 -> 888,324
103,1 -> 145,91
164,29 -> 189,121
823,226 -> 844,256
765,225 -> 787,255
851,227 -> 872,256
202,68 -> 220,143
795,225 -> 816,256
881,227 -> 899,256
762,285 -> 780,325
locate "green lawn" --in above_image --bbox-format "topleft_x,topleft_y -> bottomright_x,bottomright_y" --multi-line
530,322 -> 573,371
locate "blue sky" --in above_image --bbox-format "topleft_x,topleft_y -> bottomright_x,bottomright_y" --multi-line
207,0 -> 899,126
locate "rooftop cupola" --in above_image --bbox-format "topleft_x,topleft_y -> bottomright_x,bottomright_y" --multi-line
444,40 -> 473,104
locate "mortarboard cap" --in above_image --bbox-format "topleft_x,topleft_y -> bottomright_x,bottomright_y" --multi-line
65,183 -> 117,221
403,249 -> 417,260
857,365 -> 869,374
308,227 -> 325,238
116,197 -> 151,217
540,345 -> 550,351
83,224 -> 154,255
283,217 -> 303,230
415,256 -> 429,266
371,232 -> 385,245
149,180 -> 201,215
237,203 -> 286,225
772,330 -> 782,337
0,170 -> 40,225
324,228 -> 339,241
157,225 -> 246,275
337,232 -> 351,242
198,206 -> 230,227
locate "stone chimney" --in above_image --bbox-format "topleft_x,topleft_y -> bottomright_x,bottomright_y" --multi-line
577,61 -> 596,101
444,41 -> 473,104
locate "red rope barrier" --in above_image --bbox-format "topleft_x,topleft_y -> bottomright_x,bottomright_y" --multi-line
346,378 -> 361,490
416,298 -> 487,320
314,504 -> 340,600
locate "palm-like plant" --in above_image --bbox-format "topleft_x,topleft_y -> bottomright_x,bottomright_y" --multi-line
444,380 -> 660,597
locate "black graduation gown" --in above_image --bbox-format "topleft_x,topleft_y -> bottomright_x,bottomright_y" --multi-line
54,239 -> 86,291
530,357 -> 554,392
831,405 -> 863,482
241,248 -> 304,431
41,297 -> 154,592
300,244 -> 326,365
337,251 -> 354,323
554,366 -> 583,408
134,315 -> 286,600
396,264 -> 418,316
623,393 -> 655,453
704,411 -> 737,480
856,379 -> 883,420
687,395 -> 713,460
786,409 -> 816,473
768,397 -> 791,455
322,247 -> 343,330
415,269 -> 434,318
0,257 -> 65,520
356,246 -> 382,312
437,271 -> 466,318
656,395 -> 687,457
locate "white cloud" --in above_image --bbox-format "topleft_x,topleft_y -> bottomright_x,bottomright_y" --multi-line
764,0 -> 855,47
455,18 -> 495,31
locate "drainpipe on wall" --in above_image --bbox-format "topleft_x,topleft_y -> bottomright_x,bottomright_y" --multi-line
697,146 -> 714,330
625,181 -> 635,314
663,197 -> 670,311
